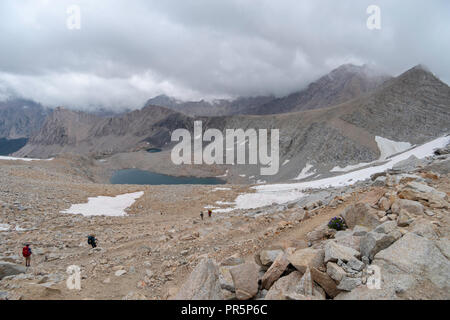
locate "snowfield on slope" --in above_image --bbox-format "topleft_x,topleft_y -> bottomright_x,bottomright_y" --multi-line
0,156 -> 54,162
375,136 -> 412,160
294,163 -> 316,180
331,136 -> 413,172
61,191 -> 144,217
222,136 -> 449,210
0,223 -> 11,231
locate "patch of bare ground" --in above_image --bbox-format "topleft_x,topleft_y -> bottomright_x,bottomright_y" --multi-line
0,154 -> 448,300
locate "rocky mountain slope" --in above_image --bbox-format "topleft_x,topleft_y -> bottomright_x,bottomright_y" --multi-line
0,138 -> 449,300
145,95 -> 275,117
0,98 -> 49,139
15,65 -> 450,182
147,64 -> 390,116
198,65 -> 450,180
15,105 -> 193,158
245,64 -> 390,115
176,156 -> 450,300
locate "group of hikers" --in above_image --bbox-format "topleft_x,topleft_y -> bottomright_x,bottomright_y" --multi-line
21,209 -> 213,266
21,235 -> 98,267
200,209 -> 213,220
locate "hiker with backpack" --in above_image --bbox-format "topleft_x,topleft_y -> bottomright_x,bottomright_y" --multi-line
208,209 -> 212,218
87,235 -> 97,248
22,244 -> 32,267
200,211 -> 204,220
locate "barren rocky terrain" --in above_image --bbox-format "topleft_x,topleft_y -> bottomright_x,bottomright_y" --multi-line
0,144 -> 449,300
13,66 -> 450,185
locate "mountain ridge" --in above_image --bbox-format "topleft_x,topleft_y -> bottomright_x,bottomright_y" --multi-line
0,98 -> 50,139
14,65 -> 450,182
146,64 -> 391,116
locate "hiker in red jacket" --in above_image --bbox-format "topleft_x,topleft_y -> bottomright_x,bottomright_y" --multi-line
22,244 -> 32,267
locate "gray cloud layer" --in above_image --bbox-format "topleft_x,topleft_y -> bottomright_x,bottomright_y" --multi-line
0,0 -> 449,111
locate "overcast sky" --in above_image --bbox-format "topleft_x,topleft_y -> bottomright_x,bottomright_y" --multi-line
0,0 -> 449,111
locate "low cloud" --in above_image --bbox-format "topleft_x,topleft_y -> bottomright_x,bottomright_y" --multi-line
0,0 -> 448,111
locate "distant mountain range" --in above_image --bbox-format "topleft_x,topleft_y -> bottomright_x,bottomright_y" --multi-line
15,104 -> 192,158
0,98 -> 50,139
145,64 -> 390,116
244,64 -> 390,115
145,94 -> 275,117
13,64 -> 450,181
11,63 -> 390,158
1,64 -> 390,141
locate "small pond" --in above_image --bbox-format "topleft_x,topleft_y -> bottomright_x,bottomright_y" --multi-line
147,148 -> 162,153
110,169 -> 226,185
0,138 -> 28,155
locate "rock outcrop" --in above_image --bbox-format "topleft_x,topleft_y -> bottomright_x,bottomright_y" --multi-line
338,233 -> 450,300
265,269 -> 325,300
0,262 -> 26,280
340,203 -> 380,229
261,253 -> 290,290
229,262 -> 260,300
0,99 -> 49,139
288,248 -> 325,273
324,241 -> 360,263
174,259 -> 223,300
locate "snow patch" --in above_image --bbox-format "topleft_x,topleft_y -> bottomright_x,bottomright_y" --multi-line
219,136 -> 449,211
331,136 -> 413,172
255,136 -> 448,193
0,224 -> 11,231
216,170 -> 229,178
212,187 -> 231,191
331,161 -> 374,173
234,189 -> 306,210
216,201 -> 234,205
0,156 -> 54,162
294,163 -> 316,180
375,136 -> 412,160
213,208 -> 234,213
61,191 -> 144,217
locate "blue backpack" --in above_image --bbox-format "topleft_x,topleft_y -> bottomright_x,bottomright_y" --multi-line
88,236 -> 95,245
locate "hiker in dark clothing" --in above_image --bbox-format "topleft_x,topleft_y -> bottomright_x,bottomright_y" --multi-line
208,209 -> 212,218
87,235 -> 97,248
200,211 -> 204,220
22,244 -> 32,267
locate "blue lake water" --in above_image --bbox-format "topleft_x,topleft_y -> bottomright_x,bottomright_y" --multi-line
0,138 -> 28,155
110,169 -> 225,185
147,148 -> 162,153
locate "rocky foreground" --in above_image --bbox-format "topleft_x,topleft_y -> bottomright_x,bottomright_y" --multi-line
174,147 -> 450,300
0,146 -> 449,300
